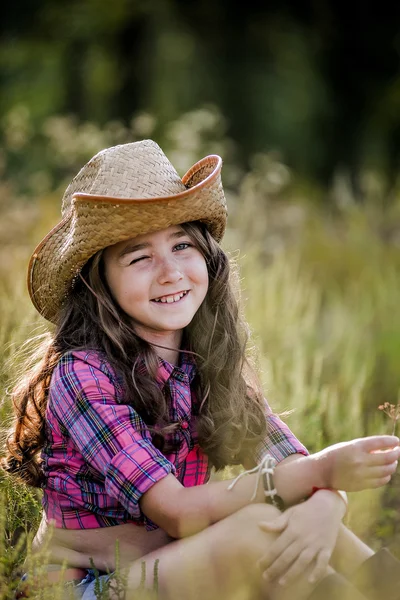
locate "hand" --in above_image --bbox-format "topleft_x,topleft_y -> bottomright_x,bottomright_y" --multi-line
256,490 -> 343,586
315,435 -> 400,491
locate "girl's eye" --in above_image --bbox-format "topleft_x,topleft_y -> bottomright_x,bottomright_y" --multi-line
129,256 -> 149,265
174,242 -> 192,251
128,242 -> 192,264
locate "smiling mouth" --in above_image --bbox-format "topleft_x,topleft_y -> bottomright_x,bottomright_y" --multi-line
151,290 -> 189,304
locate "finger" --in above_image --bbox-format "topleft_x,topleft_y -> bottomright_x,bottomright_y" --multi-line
259,513 -> 289,533
363,462 -> 398,480
262,543 -> 300,583
360,436 -> 399,453
308,549 -> 332,583
364,474 -> 392,489
278,548 -> 317,586
366,447 -> 400,466
257,530 -> 294,571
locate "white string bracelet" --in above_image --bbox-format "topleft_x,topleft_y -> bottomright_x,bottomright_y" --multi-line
227,454 -> 284,508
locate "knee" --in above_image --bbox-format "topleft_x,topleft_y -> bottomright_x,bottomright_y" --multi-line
233,502 -> 282,527
221,504 -> 282,571
225,503 -> 282,554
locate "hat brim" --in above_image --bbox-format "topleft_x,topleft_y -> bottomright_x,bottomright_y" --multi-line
28,155 -> 226,323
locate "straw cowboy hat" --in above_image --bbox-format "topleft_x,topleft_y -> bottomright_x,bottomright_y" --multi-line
28,139 -> 227,323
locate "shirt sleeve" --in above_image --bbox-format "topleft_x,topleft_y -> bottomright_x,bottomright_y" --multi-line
48,352 -> 176,524
253,398 -> 309,464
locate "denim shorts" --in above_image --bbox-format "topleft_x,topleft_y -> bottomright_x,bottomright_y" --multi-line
16,569 -> 113,599
17,562 -> 160,598
68,569 -> 113,599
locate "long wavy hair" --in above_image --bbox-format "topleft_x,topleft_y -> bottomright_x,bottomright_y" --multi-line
1,221 -> 267,487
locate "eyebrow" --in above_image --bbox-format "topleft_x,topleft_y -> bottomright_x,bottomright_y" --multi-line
117,229 -> 187,259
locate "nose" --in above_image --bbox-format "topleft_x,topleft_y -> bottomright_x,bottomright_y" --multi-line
157,255 -> 183,285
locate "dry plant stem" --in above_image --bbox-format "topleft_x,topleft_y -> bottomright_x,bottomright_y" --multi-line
378,402 -> 400,436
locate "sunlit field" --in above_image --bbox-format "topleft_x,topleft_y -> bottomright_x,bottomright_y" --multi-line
1,108 -> 400,598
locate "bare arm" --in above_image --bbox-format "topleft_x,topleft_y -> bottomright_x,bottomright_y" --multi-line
140,453 -> 325,538
140,435 -> 399,539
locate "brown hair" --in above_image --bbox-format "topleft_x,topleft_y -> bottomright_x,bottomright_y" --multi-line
1,222 -> 267,487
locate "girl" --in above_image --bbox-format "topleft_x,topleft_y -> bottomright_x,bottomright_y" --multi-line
2,140 -> 400,600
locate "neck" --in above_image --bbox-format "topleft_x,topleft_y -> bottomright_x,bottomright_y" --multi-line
133,327 -> 183,366
156,346 -> 180,366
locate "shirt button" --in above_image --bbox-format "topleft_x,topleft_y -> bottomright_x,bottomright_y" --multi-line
181,420 -> 189,429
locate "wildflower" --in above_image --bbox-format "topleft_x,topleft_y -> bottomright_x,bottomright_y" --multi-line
378,402 -> 400,436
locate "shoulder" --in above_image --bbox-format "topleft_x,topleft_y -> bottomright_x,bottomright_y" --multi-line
51,349 -> 124,400
57,349 -> 118,377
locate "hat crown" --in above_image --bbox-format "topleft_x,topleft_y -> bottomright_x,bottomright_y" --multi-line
29,140 -> 226,323
61,139 -> 186,215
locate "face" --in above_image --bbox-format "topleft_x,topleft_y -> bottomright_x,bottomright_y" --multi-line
103,225 -> 209,348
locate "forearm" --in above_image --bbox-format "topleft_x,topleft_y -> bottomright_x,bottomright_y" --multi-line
273,453 -> 328,506
175,471 -> 268,537
176,453 -> 327,537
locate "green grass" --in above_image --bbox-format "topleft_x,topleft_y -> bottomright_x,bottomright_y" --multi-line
1,109 -> 400,595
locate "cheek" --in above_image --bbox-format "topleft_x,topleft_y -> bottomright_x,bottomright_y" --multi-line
103,272 -> 117,303
194,259 -> 209,292
106,279 -> 126,310
104,267 -> 134,308
203,265 -> 209,289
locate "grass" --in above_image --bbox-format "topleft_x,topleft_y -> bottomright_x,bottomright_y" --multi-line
0,108 -> 400,595
233,202 -> 400,552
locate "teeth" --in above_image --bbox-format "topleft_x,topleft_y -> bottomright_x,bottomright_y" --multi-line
153,291 -> 187,303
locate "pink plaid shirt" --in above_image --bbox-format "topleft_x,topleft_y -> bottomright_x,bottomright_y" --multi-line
41,350 -> 307,530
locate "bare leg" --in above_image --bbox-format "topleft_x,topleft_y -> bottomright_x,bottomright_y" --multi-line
267,565 -> 335,600
331,525 -> 374,577
118,503 -> 332,600
331,524 -> 400,600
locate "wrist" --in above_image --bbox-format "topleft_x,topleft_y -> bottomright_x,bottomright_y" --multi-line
227,455 -> 284,508
310,487 -> 348,518
272,453 -> 329,506
309,450 -> 332,490
261,454 -> 285,510
300,453 -> 329,493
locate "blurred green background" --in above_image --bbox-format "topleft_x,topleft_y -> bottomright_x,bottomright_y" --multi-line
1,1 -> 400,595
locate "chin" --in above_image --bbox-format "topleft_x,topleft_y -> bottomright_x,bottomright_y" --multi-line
160,318 -> 194,331
162,321 -> 192,331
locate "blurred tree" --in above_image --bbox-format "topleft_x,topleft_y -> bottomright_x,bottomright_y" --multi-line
1,0 -> 400,201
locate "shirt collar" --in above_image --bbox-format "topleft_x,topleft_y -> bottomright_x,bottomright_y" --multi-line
137,351 -> 197,388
